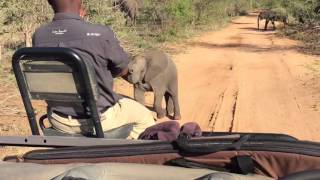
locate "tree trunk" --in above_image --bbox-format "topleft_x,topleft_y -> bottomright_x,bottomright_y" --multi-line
24,31 -> 32,47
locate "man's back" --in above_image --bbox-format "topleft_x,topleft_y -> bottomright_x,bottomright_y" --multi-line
31,0 -> 154,139
33,13 -> 129,116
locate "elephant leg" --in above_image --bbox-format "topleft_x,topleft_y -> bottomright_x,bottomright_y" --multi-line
132,15 -> 136,26
272,20 -> 276,30
154,90 -> 165,119
125,15 -> 132,26
165,92 -> 174,116
171,94 -> 181,120
264,19 -> 269,30
168,81 -> 181,120
134,85 -> 145,105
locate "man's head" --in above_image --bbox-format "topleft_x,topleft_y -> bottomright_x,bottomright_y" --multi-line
48,0 -> 83,14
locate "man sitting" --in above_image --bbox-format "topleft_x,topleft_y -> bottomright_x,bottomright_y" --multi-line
32,0 -> 155,139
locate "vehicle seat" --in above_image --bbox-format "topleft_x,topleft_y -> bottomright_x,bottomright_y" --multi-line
42,124 -> 133,139
39,114 -> 133,139
12,47 -> 129,138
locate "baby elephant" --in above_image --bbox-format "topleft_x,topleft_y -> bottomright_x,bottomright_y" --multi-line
127,50 -> 181,120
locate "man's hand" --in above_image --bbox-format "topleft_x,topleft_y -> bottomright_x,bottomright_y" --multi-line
120,67 -> 129,77
119,67 -> 129,79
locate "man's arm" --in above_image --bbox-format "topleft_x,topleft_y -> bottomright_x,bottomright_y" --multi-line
103,28 -> 130,78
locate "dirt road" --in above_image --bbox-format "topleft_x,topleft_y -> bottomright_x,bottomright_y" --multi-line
118,14 -> 320,141
176,14 -> 320,141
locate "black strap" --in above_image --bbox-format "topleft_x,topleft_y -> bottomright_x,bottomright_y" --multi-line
231,155 -> 255,175
169,158 -> 228,172
169,156 -> 254,175
175,134 -> 250,154
52,110 -> 90,119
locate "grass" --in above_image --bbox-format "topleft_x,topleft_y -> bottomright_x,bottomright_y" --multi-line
277,24 -> 320,56
308,61 -> 320,78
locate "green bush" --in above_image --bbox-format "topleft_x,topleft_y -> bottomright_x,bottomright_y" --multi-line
165,0 -> 194,26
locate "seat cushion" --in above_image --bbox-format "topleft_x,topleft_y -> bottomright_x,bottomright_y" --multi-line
43,124 -> 133,139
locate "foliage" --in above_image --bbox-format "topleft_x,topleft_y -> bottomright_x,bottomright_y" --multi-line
0,0 -> 256,67
0,0 -> 52,47
0,0 -> 53,68
1,0 -> 319,63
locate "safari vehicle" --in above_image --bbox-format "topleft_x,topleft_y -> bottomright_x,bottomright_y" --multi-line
0,47 -> 319,180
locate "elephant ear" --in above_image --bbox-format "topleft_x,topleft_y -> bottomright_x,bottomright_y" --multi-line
144,52 -> 169,83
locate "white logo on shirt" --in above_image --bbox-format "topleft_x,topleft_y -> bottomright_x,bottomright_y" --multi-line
87,33 -> 101,37
52,29 -> 68,35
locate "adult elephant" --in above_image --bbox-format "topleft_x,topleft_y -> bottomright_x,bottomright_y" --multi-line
126,50 -> 181,120
257,10 -> 288,30
113,0 -> 141,25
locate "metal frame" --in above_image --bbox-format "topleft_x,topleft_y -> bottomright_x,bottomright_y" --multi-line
0,136 -> 153,147
12,47 -> 104,138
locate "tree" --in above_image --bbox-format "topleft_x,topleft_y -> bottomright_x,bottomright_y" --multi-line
0,0 -> 52,47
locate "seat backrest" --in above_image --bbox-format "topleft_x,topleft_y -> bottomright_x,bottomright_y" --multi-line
12,47 -> 104,138
22,59 -> 98,102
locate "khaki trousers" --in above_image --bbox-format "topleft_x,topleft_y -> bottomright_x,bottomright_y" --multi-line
49,98 -> 156,139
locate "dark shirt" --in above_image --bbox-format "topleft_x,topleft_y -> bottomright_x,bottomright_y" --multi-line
33,13 -> 129,116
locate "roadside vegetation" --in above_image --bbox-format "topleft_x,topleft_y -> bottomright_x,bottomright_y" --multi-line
0,1 -> 319,68
0,0 -> 255,68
